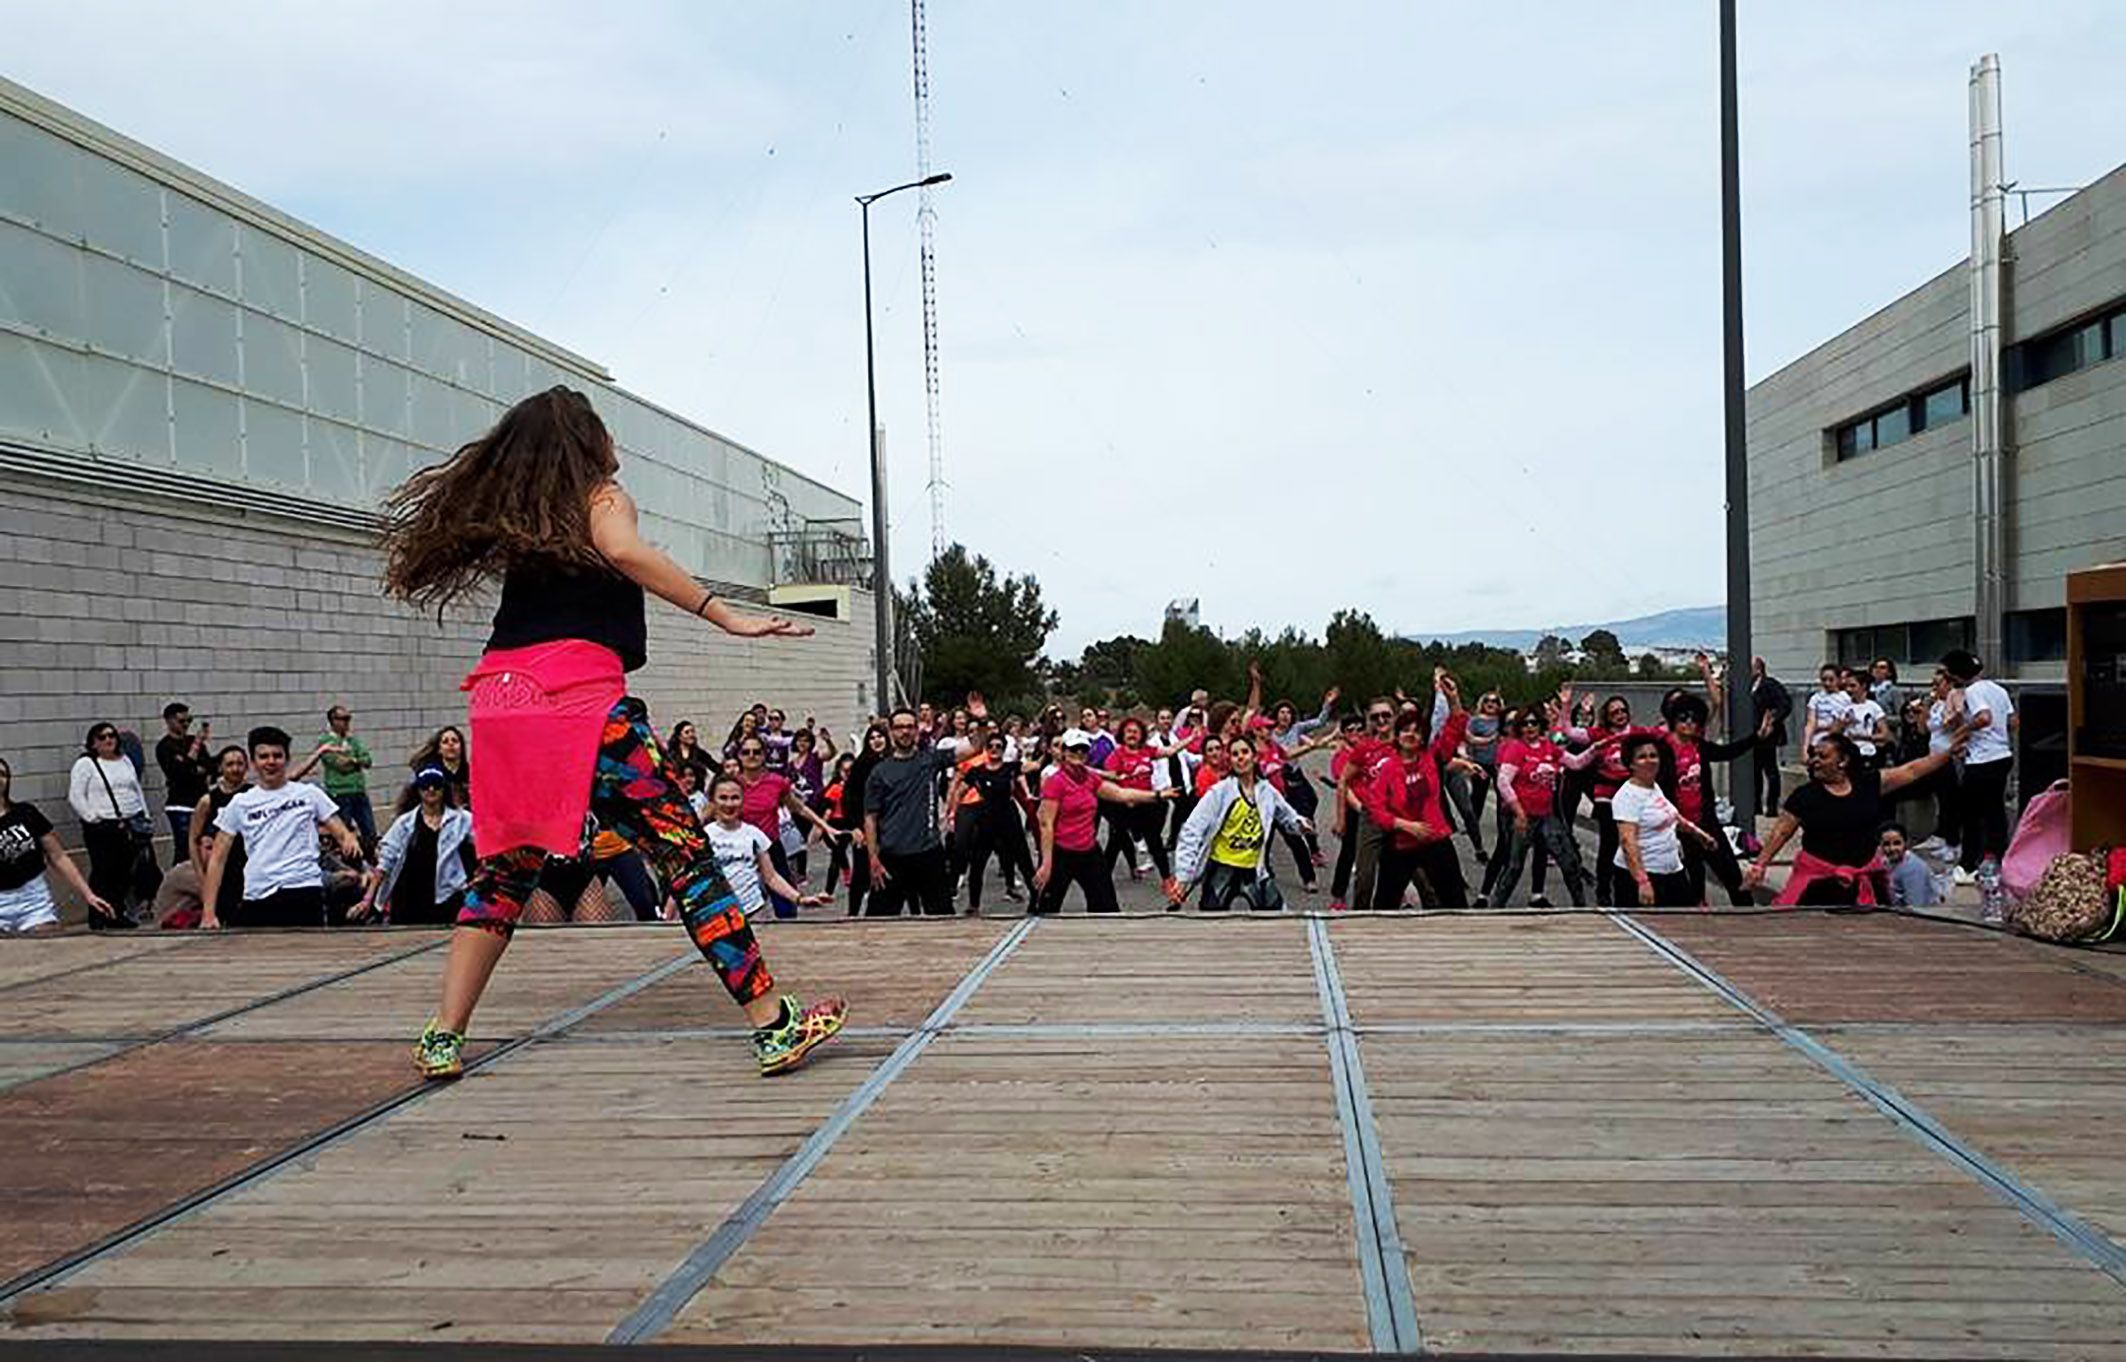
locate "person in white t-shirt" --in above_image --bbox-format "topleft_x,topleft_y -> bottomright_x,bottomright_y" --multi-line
1941,650 -> 2016,874
1610,735 -> 1719,907
704,774 -> 828,917
1840,672 -> 1889,766
201,725 -> 363,930
1801,665 -> 1853,753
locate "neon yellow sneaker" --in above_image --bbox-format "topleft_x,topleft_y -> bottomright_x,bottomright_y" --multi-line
752,995 -> 846,1077
412,1019 -> 465,1080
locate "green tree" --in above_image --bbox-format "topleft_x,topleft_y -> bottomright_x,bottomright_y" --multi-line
1636,652 -> 1667,678
1580,629 -> 1628,671
1533,633 -> 1572,669
1078,635 -> 1149,703
900,544 -> 1057,708
1323,610 -> 1399,702
1134,619 -> 1241,707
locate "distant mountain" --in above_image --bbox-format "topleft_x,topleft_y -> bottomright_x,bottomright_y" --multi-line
1403,605 -> 1728,654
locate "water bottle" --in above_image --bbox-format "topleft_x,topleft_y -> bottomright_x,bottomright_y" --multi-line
1977,858 -> 2006,925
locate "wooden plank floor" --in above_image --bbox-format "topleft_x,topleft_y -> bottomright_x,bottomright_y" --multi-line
0,913 -> 2122,1356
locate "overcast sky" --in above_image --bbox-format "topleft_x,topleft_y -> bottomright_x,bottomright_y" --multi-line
7,2 -> 2124,654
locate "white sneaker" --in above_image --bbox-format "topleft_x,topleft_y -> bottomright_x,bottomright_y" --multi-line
1912,835 -> 1947,855
1952,866 -> 1976,887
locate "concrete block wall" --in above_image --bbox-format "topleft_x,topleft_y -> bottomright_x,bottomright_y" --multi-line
1745,265 -> 1974,679
0,479 -> 876,856
2000,161 -> 2126,611
1744,159 -> 2126,682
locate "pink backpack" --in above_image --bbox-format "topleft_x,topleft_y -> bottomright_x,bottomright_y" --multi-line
2001,779 -> 2071,901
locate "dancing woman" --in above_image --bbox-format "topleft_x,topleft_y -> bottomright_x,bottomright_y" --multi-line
1031,729 -> 1162,914
1363,676 -> 1471,909
381,386 -> 844,1080
1170,733 -> 1311,912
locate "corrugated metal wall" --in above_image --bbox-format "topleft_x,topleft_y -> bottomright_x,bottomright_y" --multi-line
0,92 -> 858,591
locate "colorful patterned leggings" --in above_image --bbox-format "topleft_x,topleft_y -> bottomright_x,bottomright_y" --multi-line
459,697 -> 772,1005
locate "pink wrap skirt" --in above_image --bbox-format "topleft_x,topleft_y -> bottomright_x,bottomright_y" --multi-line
463,640 -> 626,858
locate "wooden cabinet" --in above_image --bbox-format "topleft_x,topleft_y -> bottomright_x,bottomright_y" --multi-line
2067,562 -> 2126,850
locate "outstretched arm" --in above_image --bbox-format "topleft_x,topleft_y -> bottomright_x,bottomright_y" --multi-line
591,485 -> 812,639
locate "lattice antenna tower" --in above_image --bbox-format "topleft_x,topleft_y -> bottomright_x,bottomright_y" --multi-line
912,0 -> 948,561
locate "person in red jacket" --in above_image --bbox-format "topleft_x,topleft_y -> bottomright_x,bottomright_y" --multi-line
1483,699 -> 1601,907
1364,674 -> 1471,908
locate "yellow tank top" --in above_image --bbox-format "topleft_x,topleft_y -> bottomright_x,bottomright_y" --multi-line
1209,792 -> 1265,868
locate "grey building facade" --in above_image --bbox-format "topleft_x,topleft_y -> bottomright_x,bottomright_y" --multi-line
0,77 -> 878,859
1747,159 -> 2126,688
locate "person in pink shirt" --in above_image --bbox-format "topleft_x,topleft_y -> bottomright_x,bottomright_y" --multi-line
1482,703 -> 1600,907
730,735 -> 841,918
1363,674 -> 1471,908
1032,729 -> 1164,914
1098,717 -> 1174,883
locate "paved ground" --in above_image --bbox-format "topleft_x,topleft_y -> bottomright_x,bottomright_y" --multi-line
2,905 -> 2124,1357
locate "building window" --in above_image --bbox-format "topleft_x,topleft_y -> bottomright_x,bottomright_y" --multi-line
2015,301 -> 2123,390
2006,608 -> 2067,665
1920,377 -> 1969,429
1830,373 -> 1970,461
1830,616 -> 1974,670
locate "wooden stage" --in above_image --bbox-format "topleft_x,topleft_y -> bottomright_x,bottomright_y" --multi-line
3,910 -> 2125,1358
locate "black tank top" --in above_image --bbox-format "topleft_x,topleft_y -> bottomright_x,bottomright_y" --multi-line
487,558 -> 647,672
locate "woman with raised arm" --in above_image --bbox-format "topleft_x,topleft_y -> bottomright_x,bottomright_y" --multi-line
1745,732 -> 1966,905
1362,674 -> 1471,908
381,386 -> 845,1080
1031,728 -> 1164,914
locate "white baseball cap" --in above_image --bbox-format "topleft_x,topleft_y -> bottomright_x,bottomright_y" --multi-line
1059,728 -> 1094,750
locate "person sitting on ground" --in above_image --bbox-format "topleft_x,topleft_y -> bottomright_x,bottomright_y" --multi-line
1745,732 -> 1965,906
1877,821 -> 1939,908
357,767 -> 478,925
200,726 -> 365,929
0,755 -> 114,933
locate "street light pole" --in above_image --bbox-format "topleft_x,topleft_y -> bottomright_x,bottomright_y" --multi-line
857,172 -> 952,716
1718,0 -> 1755,827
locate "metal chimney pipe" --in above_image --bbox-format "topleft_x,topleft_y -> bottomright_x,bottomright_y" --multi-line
1969,54 -> 2007,671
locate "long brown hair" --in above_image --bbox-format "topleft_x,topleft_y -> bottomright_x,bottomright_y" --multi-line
381,386 -> 619,610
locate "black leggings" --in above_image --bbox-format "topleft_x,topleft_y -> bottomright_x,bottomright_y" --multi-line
80,820 -> 138,915
1958,758 -> 2013,869
1331,814 -> 1360,900
1592,800 -> 1621,907
966,816 -> 1036,909
1105,801 -> 1171,879
1752,740 -> 1783,817
1683,826 -> 1751,906
1374,839 -> 1468,909
1284,771 -> 1324,857
1037,844 -> 1119,914
1625,868 -> 1698,907
843,844 -> 871,917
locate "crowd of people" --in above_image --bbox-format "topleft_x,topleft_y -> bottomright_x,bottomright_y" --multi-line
0,648 -> 2025,935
